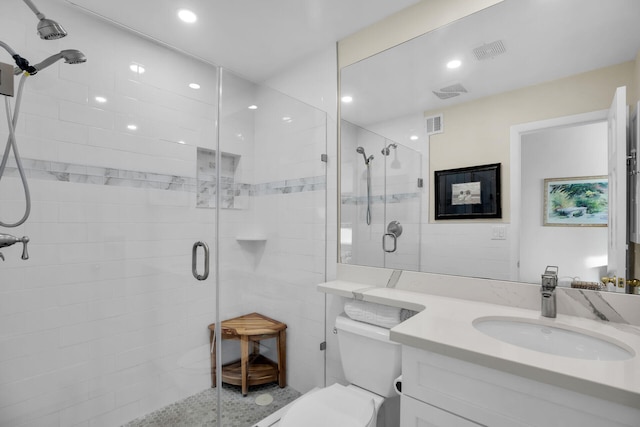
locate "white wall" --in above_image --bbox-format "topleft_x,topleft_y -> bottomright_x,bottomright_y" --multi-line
520,122 -> 608,284
0,4 -> 218,426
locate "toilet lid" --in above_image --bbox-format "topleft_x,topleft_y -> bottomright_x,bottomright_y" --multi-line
280,384 -> 375,427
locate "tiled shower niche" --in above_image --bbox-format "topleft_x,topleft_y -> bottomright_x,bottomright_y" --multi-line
197,148 -> 250,209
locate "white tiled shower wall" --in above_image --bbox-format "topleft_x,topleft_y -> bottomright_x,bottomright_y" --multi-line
0,3 -> 334,427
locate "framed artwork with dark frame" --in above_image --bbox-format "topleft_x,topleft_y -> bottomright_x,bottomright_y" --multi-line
434,163 -> 501,220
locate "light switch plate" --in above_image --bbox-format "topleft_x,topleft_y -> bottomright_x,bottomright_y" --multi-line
0,62 -> 14,97
491,225 -> 507,240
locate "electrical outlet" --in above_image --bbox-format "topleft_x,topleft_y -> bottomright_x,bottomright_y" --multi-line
0,62 -> 14,97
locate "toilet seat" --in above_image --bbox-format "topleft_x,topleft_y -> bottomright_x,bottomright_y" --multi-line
280,384 -> 377,427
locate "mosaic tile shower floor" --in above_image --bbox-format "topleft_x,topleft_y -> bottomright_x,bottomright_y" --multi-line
123,383 -> 301,427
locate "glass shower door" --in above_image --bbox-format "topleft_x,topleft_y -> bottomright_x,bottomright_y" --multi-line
216,69 -> 328,424
382,142 -> 422,271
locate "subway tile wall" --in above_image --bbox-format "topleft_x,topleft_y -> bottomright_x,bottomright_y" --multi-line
0,3 -> 331,427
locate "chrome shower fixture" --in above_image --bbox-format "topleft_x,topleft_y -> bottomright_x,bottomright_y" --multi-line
13,49 -> 87,75
381,143 -> 397,156
356,146 -> 374,165
21,0 -> 68,40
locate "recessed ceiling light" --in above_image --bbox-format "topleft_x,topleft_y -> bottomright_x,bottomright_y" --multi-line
447,59 -> 462,69
178,140 -> 186,144
341,95 -> 353,103
189,83 -> 200,89
129,63 -> 145,74
248,105 -> 258,110
410,135 -> 419,141
282,116 -> 292,121
178,9 -> 197,23
95,96 -> 107,103
127,124 -> 138,130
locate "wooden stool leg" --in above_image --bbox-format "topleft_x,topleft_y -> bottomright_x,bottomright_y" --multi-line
277,330 -> 287,388
209,328 -> 216,388
241,335 -> 249,396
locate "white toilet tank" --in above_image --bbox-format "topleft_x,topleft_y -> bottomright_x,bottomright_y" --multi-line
335,312 -> 402,398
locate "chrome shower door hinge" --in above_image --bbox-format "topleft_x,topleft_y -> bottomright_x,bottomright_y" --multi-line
319,341 -> 326,351
320,154 -> 328,162
417,178 -> 423,188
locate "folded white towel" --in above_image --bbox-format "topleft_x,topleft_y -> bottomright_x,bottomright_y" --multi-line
344,300 -> 416,329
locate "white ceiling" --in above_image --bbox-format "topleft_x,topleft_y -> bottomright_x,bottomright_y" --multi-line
60,0 -> 420,82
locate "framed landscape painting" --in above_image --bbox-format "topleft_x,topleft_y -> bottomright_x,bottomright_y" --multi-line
543,176 -> 608,227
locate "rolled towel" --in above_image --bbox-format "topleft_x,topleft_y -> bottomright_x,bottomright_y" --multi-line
344,300 -> 413,329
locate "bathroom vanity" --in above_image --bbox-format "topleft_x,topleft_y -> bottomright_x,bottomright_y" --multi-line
319,266 -> 640,427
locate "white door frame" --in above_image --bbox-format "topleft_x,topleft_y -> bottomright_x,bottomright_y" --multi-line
509,109 -> 608,281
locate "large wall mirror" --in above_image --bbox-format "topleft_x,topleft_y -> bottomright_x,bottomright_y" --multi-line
339,0 -> 640,291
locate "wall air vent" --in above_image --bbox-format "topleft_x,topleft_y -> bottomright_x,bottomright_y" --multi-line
425,114 -> 443,135
473,40 -> 506,61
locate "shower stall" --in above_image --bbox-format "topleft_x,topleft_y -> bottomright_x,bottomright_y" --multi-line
341,121 -> 422,271
0,2 -> 328,426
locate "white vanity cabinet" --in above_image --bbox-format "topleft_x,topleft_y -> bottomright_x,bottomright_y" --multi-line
400,345 -> 640,427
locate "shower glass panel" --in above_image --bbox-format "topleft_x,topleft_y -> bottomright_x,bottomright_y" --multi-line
341,120 -> 422,270
382,143 -> 422,270
217,69 -> 328,423
0,3 -> 219,426
340,121 -> 386,267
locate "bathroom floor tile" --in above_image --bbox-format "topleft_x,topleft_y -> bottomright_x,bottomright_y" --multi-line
122,383 -> 300,427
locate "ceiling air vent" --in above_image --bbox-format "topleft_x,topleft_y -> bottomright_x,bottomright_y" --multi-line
473,40 -> 506,61
426,114 -> 443,135
432,82 -> 468,100
432,91 -> 459,100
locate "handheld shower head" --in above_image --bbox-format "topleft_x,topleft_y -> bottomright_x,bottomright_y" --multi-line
356,146 -> 373,165
22,0 -> 67,40
14,49 -> 87,75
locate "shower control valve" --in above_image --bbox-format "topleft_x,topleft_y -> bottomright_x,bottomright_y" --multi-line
0,234 -> 29,260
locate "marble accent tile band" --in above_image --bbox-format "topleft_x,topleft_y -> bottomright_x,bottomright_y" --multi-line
1,157 -> 326,196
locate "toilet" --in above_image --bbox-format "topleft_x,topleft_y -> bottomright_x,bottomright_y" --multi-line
279,312 -> 402,427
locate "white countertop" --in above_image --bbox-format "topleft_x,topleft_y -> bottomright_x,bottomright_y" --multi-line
319,281 -> 640,409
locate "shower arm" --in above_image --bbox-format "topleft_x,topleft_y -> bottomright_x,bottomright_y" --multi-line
21,0 -> 45,20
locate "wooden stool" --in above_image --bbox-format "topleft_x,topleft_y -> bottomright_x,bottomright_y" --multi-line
209,312 -> 287,396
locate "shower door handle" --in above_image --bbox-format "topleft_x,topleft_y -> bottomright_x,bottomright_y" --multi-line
192,241 -> 210,281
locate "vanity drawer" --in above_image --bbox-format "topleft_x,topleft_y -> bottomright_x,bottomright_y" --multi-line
401,395 -> 481,427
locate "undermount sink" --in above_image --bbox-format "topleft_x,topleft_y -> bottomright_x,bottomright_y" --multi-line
473,317 -> 634,361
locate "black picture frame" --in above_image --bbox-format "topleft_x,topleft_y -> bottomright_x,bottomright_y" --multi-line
434,163 -> 501,220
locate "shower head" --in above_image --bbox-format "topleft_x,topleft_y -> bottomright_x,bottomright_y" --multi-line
22,0 -> 67,40
356,146 -> 373,165
37,18 -> 68,40
381,143 -> 398,156
14,49 -> 87,75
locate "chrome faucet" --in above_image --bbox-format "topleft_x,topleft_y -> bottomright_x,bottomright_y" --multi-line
541,266 -> 558,318
0,234 -> 29,261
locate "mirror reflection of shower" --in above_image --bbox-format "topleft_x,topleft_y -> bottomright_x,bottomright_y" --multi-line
356,146 -> 373,225
381,143 -> 401,169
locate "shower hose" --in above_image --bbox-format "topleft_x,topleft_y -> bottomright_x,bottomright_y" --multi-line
366,163 -> 371,225
0,73 -> 31,227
